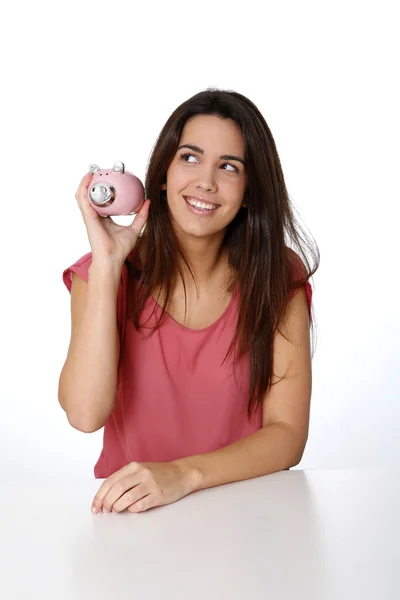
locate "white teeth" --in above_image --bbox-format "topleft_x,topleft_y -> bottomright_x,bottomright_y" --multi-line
185,197 -> 218,210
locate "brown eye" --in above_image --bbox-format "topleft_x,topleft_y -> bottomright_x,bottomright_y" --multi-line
221,163 -> 239,173
180,153 -> 197,163
180,152 -> 239,173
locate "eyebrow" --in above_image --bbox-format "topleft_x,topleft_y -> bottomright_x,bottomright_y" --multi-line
177,144 -> 246,167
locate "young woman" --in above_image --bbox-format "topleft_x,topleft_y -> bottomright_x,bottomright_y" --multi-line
58,88 -> 319,514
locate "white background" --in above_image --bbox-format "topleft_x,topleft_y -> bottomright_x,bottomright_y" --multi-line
1,1 -> 398,480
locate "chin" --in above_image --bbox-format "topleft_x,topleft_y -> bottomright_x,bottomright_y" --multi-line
177,221 -> 228,243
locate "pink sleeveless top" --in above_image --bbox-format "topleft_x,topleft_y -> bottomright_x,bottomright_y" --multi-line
63,251 -> 312,478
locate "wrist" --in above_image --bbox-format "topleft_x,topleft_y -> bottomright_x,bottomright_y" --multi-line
172,457 -> 203,494
89,260 -> 122,285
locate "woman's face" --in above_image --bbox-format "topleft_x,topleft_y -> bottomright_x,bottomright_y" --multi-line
162,114 -> 247,241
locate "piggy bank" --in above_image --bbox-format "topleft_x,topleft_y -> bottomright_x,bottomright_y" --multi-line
88,161 -> 145,216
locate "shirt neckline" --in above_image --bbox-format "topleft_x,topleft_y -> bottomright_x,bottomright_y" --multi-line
150,282 -> 239,333
129,248 -> 239,333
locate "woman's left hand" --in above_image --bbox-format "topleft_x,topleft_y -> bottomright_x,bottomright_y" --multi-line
91,460 -> 197,514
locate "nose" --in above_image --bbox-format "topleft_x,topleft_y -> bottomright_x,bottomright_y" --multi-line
89,181 -> 115,206
196,165 -> 218,193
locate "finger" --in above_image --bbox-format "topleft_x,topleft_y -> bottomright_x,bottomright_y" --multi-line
127,493 -> 155,513
102,474 -> 143,513
91,469 -> 125,514
81,171 -> 92,185
75,172 -> 92,199
129,199 -> 151,234
99,215 -> 117,236
78,177 -> 104,222
78,174 -> 95,211
91,463 -> 139,513
112,482 -> 152,513
75,173 -> 93,212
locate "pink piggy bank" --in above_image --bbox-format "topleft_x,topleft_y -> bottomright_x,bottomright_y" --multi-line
88,161 -> 145,216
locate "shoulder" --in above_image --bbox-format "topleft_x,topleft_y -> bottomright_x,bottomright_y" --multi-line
285,248 -> 313,323
62,251 -> 93,291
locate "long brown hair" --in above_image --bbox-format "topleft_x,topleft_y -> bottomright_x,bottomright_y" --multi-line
126,87 -> 320,419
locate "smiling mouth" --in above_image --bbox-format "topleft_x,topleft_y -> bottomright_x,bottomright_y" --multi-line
183,196 -> 220,213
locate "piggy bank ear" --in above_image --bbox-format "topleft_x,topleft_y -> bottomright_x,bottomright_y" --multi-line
89,164 -> 101,174
113,161 -> 125,173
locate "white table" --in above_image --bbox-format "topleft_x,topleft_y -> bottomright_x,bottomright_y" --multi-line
0,468 -> 398,599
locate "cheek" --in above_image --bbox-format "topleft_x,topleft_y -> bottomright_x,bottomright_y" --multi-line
166,164 -> 188,189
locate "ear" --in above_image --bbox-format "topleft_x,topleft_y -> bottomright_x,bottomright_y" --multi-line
161,183 -> 167,190
113,161 -> 125,173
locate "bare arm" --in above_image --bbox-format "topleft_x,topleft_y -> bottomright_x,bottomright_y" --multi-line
58,262 -> 122,432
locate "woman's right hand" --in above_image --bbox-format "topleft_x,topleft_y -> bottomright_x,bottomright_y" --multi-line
75,172 -> 151,267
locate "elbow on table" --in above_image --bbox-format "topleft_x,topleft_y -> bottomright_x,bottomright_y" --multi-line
289,440 -> 308,468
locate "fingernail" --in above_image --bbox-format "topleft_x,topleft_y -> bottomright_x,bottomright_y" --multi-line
91,506 -> 97,514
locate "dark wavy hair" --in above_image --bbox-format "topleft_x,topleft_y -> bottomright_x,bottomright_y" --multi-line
125,87 -> 320,419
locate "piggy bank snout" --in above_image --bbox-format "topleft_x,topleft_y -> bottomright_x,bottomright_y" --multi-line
89,181 -> 115,206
